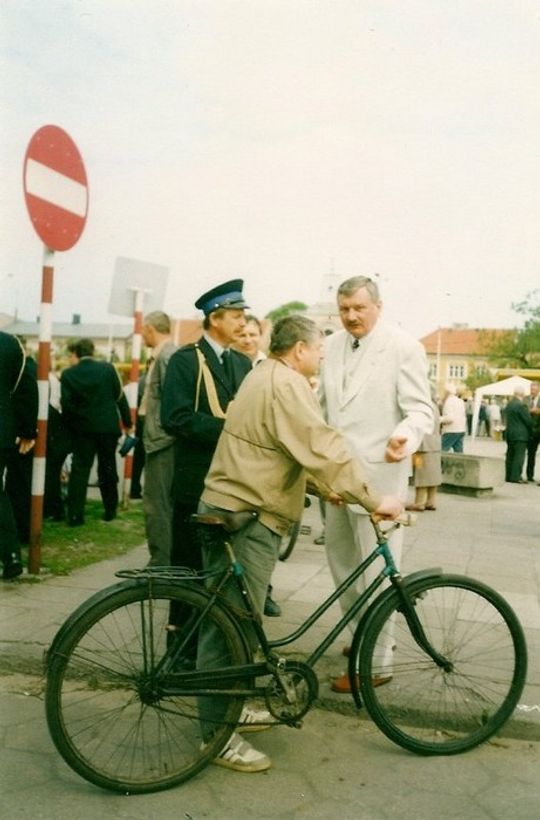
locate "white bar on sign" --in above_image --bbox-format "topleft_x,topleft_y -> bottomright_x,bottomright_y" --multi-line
25,158 -> 87,217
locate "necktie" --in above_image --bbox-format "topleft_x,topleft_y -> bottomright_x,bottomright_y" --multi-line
352,338 -> 360,351
221,349 -> 233,384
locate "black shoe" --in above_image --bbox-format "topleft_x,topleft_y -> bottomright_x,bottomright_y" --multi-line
102,511 -> 117,522
314,534 -> 325,545
264,595 -> 282,617
3,553 -> 23,580
68,516 -> 84,527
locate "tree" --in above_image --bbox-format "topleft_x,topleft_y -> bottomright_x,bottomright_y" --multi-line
265,301 -> 308,324
480,290 -> 540,369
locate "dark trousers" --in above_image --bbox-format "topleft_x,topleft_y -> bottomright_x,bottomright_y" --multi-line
169,500 -> 204,658
505,440 -> 527,482
130,416 -> 145,498
68,431 -> 120,521
44,423 -> 72,520
526,432 -> 540,481
0,449 -> 21,566
5,449 -> 33,543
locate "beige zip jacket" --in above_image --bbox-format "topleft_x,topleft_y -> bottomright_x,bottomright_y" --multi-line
202,358 -> 381,536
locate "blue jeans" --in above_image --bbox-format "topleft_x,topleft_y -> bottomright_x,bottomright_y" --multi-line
441,432 -> 465,453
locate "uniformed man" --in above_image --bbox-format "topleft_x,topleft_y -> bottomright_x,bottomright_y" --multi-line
0,331 -> 38,579
161,279 -> 252,581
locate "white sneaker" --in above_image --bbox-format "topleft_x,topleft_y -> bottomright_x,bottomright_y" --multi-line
213,732 -> 271,773
238,704 -> 274,733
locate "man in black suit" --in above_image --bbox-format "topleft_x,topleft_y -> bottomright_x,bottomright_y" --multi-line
0,331 -> 38,579
504,388 -> 532,483
61,338 -> 133,525
161,280 -> 252,579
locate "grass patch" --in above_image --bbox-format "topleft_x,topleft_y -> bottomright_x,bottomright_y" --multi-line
24,500 -> 146,576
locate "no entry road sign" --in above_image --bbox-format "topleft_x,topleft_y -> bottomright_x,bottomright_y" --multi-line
23,125 -> 88,251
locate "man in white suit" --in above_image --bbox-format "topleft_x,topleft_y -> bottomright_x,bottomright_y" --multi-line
319,275 -> 433,693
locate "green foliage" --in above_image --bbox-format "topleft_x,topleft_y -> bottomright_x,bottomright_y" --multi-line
26,500 -> 146,576
481,290 -> 540,369
265,301 -> 308,324
464,365 -> 492,393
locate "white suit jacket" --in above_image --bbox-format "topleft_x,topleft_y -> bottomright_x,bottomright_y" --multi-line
319,320 -> 433,510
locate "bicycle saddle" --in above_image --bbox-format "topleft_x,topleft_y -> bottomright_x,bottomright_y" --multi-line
190,510 -> 258,533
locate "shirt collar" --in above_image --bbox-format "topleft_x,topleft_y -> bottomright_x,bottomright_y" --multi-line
203,333 -> 227,360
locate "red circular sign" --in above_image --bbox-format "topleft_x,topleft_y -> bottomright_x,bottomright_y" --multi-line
23,125 -> 88,251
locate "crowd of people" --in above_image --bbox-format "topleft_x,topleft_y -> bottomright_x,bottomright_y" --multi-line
1,276 -> 538,771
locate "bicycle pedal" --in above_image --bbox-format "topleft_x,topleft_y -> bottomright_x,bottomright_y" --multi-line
299,525 -> 311,535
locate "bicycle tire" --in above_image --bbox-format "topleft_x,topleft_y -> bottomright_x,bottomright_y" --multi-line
279,521 -> 300,561
46,581 -> 249,793
357,574 -> 527,755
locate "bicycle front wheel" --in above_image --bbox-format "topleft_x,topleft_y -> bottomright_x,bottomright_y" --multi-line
46,581 -> 248,793
358,575 -> 527,755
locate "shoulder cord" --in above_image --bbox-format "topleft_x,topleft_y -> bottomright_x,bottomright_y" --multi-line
194,346 -> 227,419
11,337 -> 26,395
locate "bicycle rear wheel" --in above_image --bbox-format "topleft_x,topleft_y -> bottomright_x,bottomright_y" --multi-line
46,581 -> 248,793
358,575 -> 527,755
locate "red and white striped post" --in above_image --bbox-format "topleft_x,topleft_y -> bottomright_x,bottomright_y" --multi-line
28,247 -> 54,574
122,287 -> 145,505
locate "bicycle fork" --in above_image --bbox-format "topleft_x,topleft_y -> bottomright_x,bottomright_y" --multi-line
391,575 -> 454,673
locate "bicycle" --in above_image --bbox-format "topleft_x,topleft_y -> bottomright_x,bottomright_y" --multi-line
45,512 -> 527,794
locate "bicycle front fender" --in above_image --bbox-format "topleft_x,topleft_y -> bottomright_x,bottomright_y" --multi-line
348,567 -> 443,709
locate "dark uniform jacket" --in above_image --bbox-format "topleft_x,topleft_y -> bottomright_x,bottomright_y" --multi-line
0,332 -> 38,448
161,337 -> 251,504
61,357 -> 132,434
503,397 -> 532,442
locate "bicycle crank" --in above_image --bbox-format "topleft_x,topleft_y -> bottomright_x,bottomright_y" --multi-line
264,661 -> 319,724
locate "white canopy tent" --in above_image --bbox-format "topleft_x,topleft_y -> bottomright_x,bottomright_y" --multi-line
471,375 -> 533,437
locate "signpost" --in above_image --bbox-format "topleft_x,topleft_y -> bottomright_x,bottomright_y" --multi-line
23,125 -> 89,573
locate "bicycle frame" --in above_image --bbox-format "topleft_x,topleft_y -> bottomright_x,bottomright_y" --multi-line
154,517 -> 449,705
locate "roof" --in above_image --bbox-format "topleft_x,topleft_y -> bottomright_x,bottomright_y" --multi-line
420,327 -> 511,355
2,320 -> 133,339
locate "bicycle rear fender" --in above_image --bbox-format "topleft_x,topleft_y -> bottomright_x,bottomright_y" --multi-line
348,567 -> 443,710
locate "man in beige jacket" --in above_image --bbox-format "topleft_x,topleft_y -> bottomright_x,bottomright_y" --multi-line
198,314 -> 403,774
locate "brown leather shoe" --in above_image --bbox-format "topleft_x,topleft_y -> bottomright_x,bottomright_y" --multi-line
405,503 -> 425,512
425,505 -> 437,511
330,673 -> 392,694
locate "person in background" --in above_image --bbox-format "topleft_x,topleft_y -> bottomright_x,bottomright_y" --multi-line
525,382 -> 540,483
129,369 -> 147,500
61,338 -> 133,526
43,368 -> 72,521
318,275 -> 433,694
440,384 -> 467,452
0,332 -> 38,579
407,384 -> 442,512
232,314 -> 281,617
139,311 -> 177,566
503,387 -> 532,484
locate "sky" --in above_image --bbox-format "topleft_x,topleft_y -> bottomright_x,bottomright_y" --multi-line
1,0 -> 539,339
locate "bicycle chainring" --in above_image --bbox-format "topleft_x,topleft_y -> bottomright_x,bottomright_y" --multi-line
264,661 -> 319,723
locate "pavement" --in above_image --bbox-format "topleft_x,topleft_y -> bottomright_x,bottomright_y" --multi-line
1,436 -> 539,817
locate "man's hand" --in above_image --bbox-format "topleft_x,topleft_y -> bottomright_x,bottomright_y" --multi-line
371,495 -> 404,522
384,436 -> 408,462
16,437 -> 36,455
326,491 -> 344,506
